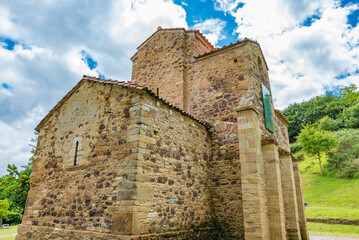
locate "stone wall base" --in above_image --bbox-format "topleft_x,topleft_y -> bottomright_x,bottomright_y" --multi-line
16,225 -> 216,240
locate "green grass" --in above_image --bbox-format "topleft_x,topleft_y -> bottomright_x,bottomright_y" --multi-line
301,173 -> 359,220
302,173 -> 359,236
0,225 -> 17,240
308,222 -> 359,237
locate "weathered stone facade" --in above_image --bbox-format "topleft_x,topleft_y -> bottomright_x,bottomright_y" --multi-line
17,28 -> 309,239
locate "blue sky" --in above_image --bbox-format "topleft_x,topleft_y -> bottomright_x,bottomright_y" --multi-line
0,0 -> 358,175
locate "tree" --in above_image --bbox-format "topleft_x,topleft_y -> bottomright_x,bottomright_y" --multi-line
318,116 -> 339,131
0,199 -> 19,225
297,124 -> 338,176
0,150 -> 33,224
327,129 -> 359,178
282,84 -> 359,142
342,102 -> 359,129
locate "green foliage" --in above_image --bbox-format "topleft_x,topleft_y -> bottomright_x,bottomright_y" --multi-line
0,199 -> 19,225
297,124 -> 338,157
284,84 -> 359,178
318,116 -> 340,131
289,141 -> 302,154
298,154 -> 328,175
297,124 -> 338,176
342,101 -> 359,128
326,129 -> 359,178
0,151 -> 33,224
282,84 -> 359,142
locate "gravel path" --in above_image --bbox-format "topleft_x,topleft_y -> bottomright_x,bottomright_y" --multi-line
311,236 -> 359,240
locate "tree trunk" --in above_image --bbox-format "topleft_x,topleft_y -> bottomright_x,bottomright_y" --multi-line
318,152 -> 323,176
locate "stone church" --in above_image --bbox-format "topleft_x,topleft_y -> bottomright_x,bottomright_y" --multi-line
17,28 -> 309,240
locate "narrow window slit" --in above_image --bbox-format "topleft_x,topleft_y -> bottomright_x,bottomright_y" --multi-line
156,88 -> 159,96
74,141 -> 79,166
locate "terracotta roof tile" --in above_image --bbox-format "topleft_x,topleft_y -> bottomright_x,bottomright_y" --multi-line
275,109 -> 290,125
187,29 -> 215,50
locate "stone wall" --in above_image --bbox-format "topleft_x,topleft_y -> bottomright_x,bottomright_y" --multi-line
17,225 -> 215,240
293,160 -> 310,240
17,80 -> 214,239
275,112 -> 290,152
131,29 -> 213,110
17,81 -> 137,239
125,92 -> 213,235
186,43 -> 257,239
131,29 -> 187,108
186,43 -> 250,123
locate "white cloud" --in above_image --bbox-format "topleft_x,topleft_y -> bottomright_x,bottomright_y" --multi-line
110,0 -> 187,43
0,106 -> 45,176
213,0 -> 243,13
65,49 -> 99,76
0,6 -> 24,38
0,0 -> 187,174
192,18 -> 226,46
218,0 -> 359,108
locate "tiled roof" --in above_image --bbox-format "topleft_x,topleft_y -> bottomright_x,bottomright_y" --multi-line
275,109 -> 290,125
36,75 -> 210,131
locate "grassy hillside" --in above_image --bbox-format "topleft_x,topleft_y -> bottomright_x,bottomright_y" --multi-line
301,173 -> 359,236
302,173 -> 359,220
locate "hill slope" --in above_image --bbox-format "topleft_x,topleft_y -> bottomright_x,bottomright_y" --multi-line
302,174 -> 359,220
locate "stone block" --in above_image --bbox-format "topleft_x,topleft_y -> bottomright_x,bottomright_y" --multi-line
118,189 -> 136,200
112,212 -> 132,234
136,188 -> 153,200
128,173 -> 149,182
122,181 -> 139,189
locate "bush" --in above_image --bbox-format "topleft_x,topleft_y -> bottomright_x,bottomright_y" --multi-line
318,116 -> 340,131
327,130 -> 359,178
342,102 -> 359,129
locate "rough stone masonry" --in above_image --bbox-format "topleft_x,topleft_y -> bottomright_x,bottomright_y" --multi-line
16,27 -> 309,240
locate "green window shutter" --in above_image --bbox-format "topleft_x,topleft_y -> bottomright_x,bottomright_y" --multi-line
261,84 -> 275,133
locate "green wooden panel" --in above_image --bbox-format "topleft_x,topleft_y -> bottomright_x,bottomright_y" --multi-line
261,84 -> 275,133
